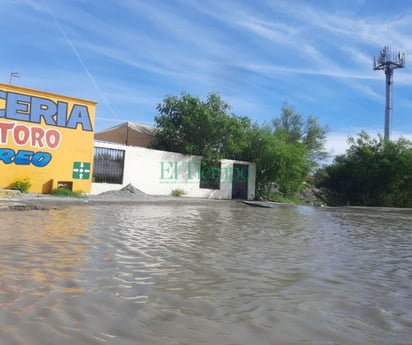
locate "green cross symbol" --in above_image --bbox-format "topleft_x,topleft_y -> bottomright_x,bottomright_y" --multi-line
72,162 -> 91,179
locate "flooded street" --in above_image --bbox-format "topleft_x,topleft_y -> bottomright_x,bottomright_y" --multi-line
0,202 -> 411,344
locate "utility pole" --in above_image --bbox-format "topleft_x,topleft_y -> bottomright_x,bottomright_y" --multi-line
373,46 -> 405,140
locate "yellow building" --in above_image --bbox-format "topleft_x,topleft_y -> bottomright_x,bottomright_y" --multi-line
0,83 -> 96,193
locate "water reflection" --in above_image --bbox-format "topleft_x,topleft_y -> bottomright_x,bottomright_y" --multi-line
0,203 -> 411,345
0,207 -> 92,293
0,207 -> 95,344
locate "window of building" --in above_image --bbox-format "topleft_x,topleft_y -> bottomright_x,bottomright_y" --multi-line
92,147 -> 125,184
199,160 -> 221,190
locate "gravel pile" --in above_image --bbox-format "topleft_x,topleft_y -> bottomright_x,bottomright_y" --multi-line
87,183 -> 175,203
91,184 -> 149,199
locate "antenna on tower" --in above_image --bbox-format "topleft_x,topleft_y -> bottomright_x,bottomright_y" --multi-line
373,46 -> 405,140
9,72 -> 20,84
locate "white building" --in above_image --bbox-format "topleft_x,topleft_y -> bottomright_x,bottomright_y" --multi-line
91,140 -> 256,200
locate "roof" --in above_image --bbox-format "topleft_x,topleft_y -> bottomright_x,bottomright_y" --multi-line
94,122 -> 157,147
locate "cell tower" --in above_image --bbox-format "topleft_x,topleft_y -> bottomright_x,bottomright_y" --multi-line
373,46 -> 405,140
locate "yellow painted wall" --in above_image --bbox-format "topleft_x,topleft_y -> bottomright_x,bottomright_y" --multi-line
0,83 -> 96,193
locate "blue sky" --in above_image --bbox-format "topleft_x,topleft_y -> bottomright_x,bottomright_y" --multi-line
2,0 -> 412,156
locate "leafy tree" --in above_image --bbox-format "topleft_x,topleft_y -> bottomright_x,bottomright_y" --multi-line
153,92 -> 250,162
242,125 -> 308,197
318,131 -> 412,207
273,104 -> 329,169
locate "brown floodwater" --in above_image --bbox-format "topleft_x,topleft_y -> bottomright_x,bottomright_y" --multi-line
0,202 -> 411,344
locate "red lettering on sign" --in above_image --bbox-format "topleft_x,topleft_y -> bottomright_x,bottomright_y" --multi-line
14,125 -> 30,145
0,121 -> 61,149
45,129 -> 61,149
0,122 -> 14,144
31,127 -> 45,148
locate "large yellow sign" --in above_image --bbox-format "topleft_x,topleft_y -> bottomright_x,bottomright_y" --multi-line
0,83 -> 96,193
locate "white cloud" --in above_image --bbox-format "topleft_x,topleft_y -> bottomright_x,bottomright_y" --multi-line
326,128 -> 412,160
2,0 -> 412,136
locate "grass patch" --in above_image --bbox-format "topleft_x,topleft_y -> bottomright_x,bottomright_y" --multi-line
51,187 -> 84,198
171,188 -> 186,197
12,178 -> 31,193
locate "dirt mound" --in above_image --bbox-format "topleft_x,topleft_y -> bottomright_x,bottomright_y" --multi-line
118,183 -> 146,196
92,183 -> 150,200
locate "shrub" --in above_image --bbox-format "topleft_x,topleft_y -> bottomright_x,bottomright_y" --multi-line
51,187 -> 84,198
12,178 -> 31,193
171,188 -> 186,197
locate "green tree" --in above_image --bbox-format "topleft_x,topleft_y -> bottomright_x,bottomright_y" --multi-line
318,131 -> 412,207
246,125 -> 308,197
273,104 -> 329,170
153,92 -> 250,162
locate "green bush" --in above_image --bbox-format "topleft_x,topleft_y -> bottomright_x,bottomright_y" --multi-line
259,191 -> 300,204
51,187 -> 84,198
171,188 -> 186,197
12,178 -> 31,193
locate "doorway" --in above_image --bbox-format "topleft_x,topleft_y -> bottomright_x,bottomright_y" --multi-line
231,164 -> 249,199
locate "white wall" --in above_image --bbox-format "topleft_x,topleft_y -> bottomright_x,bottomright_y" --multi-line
91,141 -> 256,200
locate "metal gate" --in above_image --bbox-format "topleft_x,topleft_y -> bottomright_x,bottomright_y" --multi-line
92,147 -> 125,184
231,163 -> 249,199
